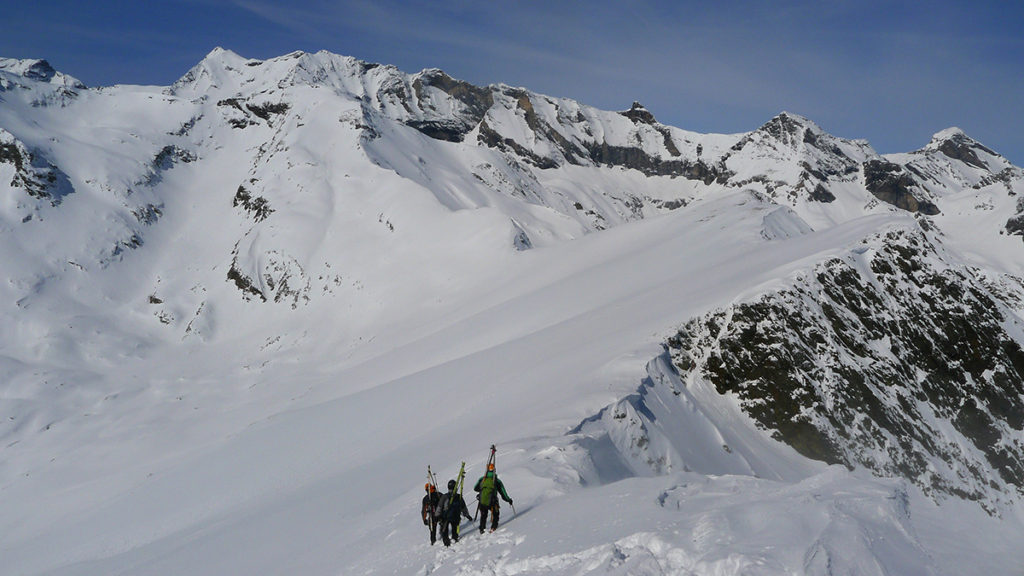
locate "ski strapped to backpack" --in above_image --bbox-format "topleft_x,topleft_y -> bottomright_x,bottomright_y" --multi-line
474,444 -> 498,520
426,465 -> 440,524
480,445 -> 516,518
454,461 -> 466,537
427,465 -> 439,493
456,462 -> 466,495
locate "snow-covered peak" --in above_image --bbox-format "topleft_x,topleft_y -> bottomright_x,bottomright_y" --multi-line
0,57 -> 86,89
748,111 -> 840,152
931,126 -> 968,142
203,46 -> 247,62
873,125 -> 1023,216
0,57 -> 56,80
0,57 -> 86,109
166,47 -> 408,108
722,111 -> 877,196
166,46 -> 261,98
922,126 -> 1006,172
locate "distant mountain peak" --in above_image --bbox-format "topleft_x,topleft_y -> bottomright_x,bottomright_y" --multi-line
924,127 -> 1001,170
0,57 -> 86,89
755,111 -> 821,143
1,58 -> 55,81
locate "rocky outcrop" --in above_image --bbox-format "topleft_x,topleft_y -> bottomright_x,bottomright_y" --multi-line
863,160 -> 940,215
666,227 -> 1024,509
0,129 -> 71,205
1008,197 -> 1024,238
933,129 -> 998,171
405,69 -> 493,142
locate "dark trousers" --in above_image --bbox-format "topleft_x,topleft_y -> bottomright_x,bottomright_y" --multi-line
440,518 -> 462,545
478,502 -> 500,532
427,517 -> 439,544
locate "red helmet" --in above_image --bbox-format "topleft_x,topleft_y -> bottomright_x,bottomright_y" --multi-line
425,483 -> 436,492
487,463 -> 495,471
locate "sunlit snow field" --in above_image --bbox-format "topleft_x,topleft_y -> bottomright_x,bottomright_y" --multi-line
2,52 -> 1024,575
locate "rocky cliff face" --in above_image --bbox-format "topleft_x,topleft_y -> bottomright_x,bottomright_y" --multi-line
0,128 -> 70,208
665,227 -> 1024,510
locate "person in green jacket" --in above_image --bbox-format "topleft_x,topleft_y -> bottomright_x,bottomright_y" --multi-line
473,463 -> 512,533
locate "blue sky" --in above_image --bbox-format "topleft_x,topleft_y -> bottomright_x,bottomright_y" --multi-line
5,0 -> 1023,164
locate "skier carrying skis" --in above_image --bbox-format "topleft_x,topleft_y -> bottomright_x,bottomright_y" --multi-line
473,463 -> 513,533
421,482 -> 441,545
439,479 -> 473,546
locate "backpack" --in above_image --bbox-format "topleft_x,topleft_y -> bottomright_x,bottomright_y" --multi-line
424,492 -> 440,519
479,475 -> 496,507
444,494 -> 462,520
435,493 -> 449,518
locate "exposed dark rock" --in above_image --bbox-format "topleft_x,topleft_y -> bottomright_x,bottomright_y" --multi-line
0,142 -> 26,172
227,259 -> 266,302
1007,215 -> 1024,237
22,59 -> 57,82
1007,197 -> 1024,238
246,101 -> 290,121
404,70 -> 494,142
755,112 -> 807,148
405,119 -> 471,142
414,70 -> 493,119
667,229 -> 1024,508
233,183 -> 274,222
132,204 -> 163,225
809,183 -> 836,203
863,160 -> 940,215
657,127 -> 681,157
620,102 -> 656,124
583,141 -> 729,182
217,98 -> 246,111
936,132 -> 996,170
217,98 -> 257,129
976,168 -> 1020,194
477,119 -> 559,169
0,138 -> 72,204
153,145 -> 195,169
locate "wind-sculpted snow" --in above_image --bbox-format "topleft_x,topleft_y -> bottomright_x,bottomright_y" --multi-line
3,49 -> 1024,575
346,469 -> 938,576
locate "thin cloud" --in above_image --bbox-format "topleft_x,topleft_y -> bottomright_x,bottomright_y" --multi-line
2,0 -> 1019,161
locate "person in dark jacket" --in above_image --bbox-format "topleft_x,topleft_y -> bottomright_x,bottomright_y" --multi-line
421,483 -> 441,545
439,479 -> 473,546
473,463 -> 513,533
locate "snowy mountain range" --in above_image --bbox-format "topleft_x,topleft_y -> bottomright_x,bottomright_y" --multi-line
3,48 -> 1024,575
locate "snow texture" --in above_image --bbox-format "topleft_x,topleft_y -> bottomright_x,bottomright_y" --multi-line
2,49 -> 1024,576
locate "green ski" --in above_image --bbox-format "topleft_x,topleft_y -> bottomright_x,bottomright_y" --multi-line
455,461 -> 466,538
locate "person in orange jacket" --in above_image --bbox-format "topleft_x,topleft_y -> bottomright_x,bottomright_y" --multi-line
420,482 -> 441,545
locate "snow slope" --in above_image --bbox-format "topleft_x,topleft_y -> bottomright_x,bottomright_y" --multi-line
2,50 -> 1024,575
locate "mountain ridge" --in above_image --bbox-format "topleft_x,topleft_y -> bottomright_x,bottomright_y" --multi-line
2,48 -> 1024,575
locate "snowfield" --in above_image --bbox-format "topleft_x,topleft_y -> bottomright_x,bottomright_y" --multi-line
2,50 -> 1024,575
